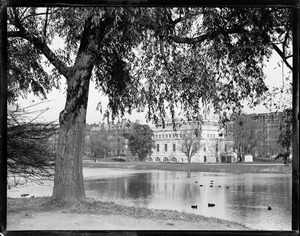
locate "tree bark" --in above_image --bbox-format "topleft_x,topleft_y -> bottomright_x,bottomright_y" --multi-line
52,58 -> 92,202
51,14 -> 116,202
51,16 -> 100,202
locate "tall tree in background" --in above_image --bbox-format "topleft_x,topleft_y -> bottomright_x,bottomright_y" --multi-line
89,127 -> 111,159
6,7 -> 294,202
89,126 -> 126,159
231,114 -> 265,161
124,124 -> 154,161
178,129 -> 201,163
276,108 -> 292,163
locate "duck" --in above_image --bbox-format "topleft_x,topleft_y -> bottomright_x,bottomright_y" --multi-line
268,206 -> 272,210
200,185 -> 203,187
195,181 -> 198,183
21,193 -> 29,197
208,203 -> 215,207
191,205 -> 198,209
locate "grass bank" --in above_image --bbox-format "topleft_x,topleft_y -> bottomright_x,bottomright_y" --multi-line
7,197 -> 251,230
83,161 -> 292,174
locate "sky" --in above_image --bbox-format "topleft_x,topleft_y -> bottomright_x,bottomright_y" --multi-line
14,44 -> 292,126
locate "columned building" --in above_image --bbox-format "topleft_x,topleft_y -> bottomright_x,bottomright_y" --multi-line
149,119 -> 234,163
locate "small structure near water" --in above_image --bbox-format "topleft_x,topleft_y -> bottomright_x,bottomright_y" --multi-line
244,154 -> 253,162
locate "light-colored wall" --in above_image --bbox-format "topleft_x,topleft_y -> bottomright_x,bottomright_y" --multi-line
149,121 -> 234,163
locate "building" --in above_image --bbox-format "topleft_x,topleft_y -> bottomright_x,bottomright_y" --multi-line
253,112 -> 285,158
241,112 -> 285,158
48,119 -> 134,158
148,119 -> 235,163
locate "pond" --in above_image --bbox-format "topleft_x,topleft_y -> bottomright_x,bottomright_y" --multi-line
7,168 -> 292,230
84,168 -> 292,230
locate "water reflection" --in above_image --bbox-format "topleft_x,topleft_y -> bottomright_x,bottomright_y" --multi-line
85,169 -> 292,230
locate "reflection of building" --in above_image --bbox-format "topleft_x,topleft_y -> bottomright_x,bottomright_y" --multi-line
149,119 -> 234,163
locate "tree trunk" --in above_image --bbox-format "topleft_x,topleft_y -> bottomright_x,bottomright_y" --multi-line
52,36 -> 94,203
51,14 -> 115,202
52,61 -> 92,201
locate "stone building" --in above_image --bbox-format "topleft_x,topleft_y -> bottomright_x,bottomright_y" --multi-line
148,119 -> 235,163
246,112 -> 285,158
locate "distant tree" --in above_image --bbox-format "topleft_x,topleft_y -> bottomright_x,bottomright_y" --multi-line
89,127 -> 110,159
7,104 -> 58,187
124,124 -> 154,161
231,114 -> 265,161
178,129 -> 201,163
89,126 -> 126,159
276,108 -> 292,164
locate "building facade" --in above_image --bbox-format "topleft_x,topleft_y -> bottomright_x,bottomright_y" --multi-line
148,119 -> 235,163
247,112 -> 285,158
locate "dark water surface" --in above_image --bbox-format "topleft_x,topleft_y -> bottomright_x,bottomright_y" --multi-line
85,169 -> 292,230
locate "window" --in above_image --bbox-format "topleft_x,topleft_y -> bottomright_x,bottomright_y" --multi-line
216,143 -> 218,152
204,156 -> 207,162
157,144 -> 160,152
172,134 -> 175,138
204,146 -> 206,152
156,157 -> 160,162
162,134 -> 164,138
173,144 -> 176,151
207,134 -> 209,138
165,144 -> 168,151
169,134 -> 171,138
225,145 -> 227,152
159,135 -> 161,138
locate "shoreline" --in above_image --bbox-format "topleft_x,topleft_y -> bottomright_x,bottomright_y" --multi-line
83,161 -> 292,174
7,197 -> 252,231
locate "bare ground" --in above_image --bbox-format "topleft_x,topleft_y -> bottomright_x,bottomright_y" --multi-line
7,197 -> 251,231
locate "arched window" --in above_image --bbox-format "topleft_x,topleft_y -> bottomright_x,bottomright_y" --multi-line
171,157 -> 177,162
163,157 -> 168,162
156,157 -> 160,162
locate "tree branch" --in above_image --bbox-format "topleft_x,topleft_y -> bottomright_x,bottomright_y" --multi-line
9,8 -> 70,79
7,31 -> 23,37
271,43 -> 293,71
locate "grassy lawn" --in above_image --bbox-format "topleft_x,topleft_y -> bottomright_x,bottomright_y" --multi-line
83,159 -> 291,173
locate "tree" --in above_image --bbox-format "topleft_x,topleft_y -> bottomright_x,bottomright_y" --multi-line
276,108 -> 292,163
89,127 -> 110,159
7,103 -> 58,186
124,124 -> 154,161
178,129 -> 201,163
89,125 -> 126,159
6,7 -> 294,202
230,114 -> 265,161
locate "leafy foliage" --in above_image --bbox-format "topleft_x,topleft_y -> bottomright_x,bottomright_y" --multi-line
89,125 -> 126,159
229,114 -> 266,160
276,108 -> 292,163
7,7 -> 293,124
123,124 -> 154,161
